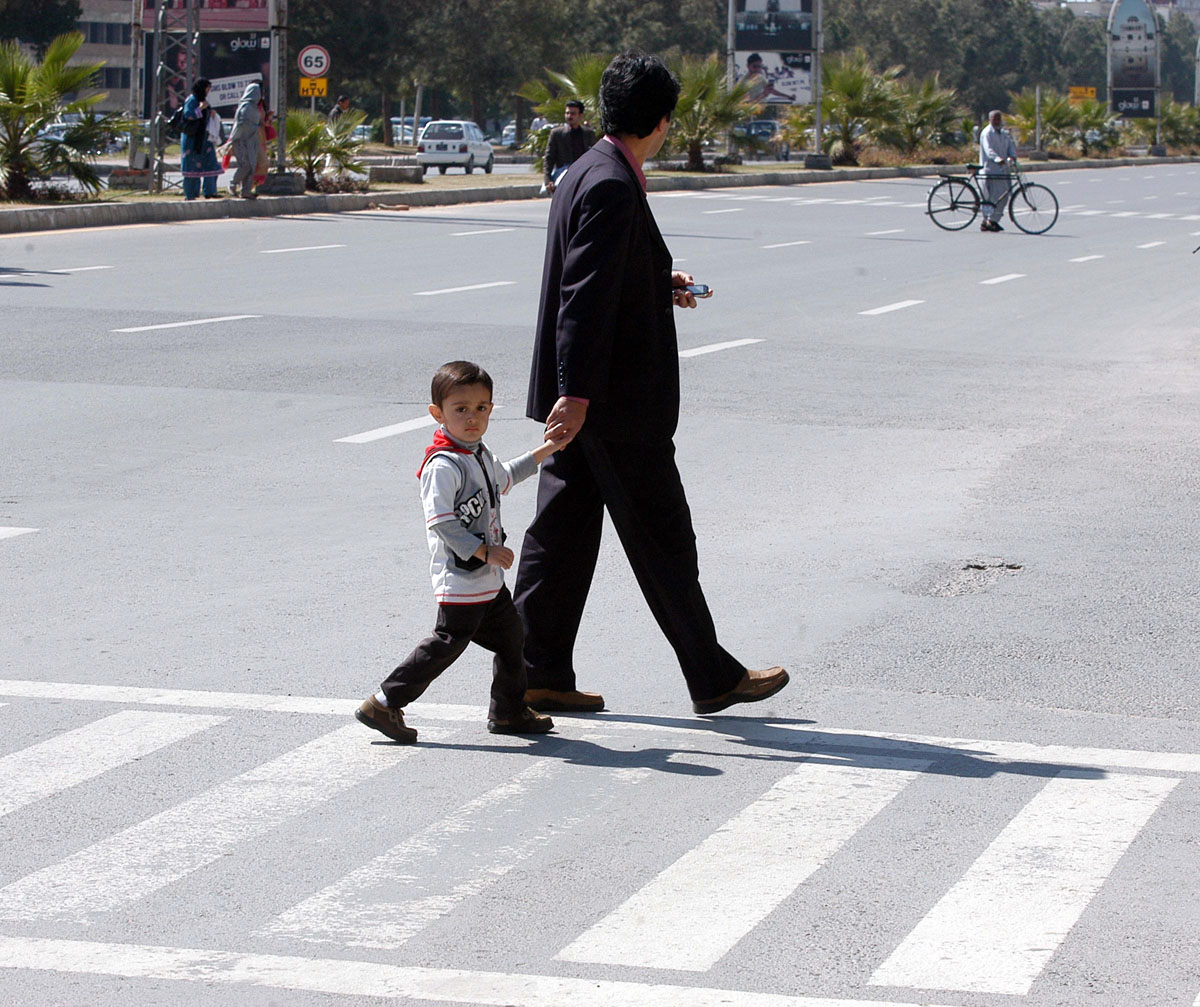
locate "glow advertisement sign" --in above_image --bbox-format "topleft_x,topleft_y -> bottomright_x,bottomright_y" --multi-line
734,51 -> 812,106
1108,0 -> 1158,117
734,0 -> 813,52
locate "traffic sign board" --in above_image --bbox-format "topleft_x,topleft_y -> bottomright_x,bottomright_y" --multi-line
299,77 -> 328,98
298,45 -> 330,78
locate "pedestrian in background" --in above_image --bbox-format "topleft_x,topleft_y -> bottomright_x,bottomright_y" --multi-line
328,95 -> 350,123
542,99 -> 595,196
979,109 -> 1017,232
180,78 -> 222,200
229,82 -> 262,200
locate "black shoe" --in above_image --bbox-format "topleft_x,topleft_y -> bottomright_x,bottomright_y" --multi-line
488,706 -> 555,735
355,696 -> 418,743
980,221 -> 991,232
990,220 -> 1004,231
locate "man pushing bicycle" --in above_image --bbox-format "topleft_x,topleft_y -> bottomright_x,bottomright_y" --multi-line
979,110 -> 1018,232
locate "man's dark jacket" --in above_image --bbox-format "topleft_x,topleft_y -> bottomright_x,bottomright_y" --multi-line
543,123 -> 596,184
527,140 -> 679,442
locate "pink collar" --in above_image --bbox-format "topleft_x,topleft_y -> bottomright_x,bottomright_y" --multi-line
603,134 -> 646,192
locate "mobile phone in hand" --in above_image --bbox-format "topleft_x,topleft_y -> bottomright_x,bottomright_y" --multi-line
684,284 -> 712,297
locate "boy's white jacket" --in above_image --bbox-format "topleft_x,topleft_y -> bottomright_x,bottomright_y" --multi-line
418,428 -> 538,604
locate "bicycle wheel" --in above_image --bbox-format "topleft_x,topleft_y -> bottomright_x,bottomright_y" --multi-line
1009,182 -> 1058,234
926,178 -> 979,231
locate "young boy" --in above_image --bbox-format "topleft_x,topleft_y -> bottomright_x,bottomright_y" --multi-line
356,360 -> 570,743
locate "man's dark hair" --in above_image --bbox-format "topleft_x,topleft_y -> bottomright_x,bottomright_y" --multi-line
431,360 -> 493,406
598,50 -> 680,139
192,78 -> 211,99
564,99 -> 584,112
337,95 -> 349,103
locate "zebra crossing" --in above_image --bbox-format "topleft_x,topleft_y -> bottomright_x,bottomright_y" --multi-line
0,677 -> 1196,1006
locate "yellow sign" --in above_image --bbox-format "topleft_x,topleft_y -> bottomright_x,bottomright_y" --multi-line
299,77 -> 327,98
1068,86 -> 1097,105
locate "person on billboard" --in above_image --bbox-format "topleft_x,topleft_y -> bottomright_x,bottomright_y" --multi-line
513,50 -> 789,718
541,100 -> 596,195
181,78 -> 225,200
229,81 -> 262,198
978,109 -> 1017,232
740,53 -> 795,103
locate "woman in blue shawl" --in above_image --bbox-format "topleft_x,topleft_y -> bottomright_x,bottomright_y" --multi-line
181,78 -> 223,200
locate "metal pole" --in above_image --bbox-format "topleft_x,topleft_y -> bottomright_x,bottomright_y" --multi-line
1035,84 -> 1042,150
813,0 -> 823,154
1195,36 -> 1200,106
128,0 -> 141,169
413,82 -> 424,144
726,0 -> 735,91
272,0 -> 287,174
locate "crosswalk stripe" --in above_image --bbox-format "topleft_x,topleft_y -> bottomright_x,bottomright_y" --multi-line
267,761 -> 648,949
0,935 -> 963,1007
556,757 -> 928,971
869,771 -> 1179,996
0,723 -> 454,923
0,711 -> 226,818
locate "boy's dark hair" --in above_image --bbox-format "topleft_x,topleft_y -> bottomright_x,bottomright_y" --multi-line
565,99 -> 584,112
431,360 -> 493,406
598,50 -> 680,139
192,78 -> 211,99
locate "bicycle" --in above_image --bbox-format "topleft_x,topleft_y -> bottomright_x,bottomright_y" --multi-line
926,161 -> 1059,235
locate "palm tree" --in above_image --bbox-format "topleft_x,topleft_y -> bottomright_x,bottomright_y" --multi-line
1008,89 -> 1077,149
874,73 -> 962,158
0,33 -> 128,201
1073,100 -> 1119,156
517,54 -> 608,173
668,55 -> 760,171
285,108 -> 367,190
820,48 -> 903,165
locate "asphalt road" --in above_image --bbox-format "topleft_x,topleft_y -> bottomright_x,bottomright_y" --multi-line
2,163 -> 1199,1007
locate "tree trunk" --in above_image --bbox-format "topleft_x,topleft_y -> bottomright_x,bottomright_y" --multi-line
688,140 -> 704,171
381,87 -> 392,146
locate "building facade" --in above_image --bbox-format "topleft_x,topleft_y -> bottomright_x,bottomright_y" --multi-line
75,0 -> 135,113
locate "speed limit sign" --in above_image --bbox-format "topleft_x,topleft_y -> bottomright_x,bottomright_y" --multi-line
297,45 -> 331,79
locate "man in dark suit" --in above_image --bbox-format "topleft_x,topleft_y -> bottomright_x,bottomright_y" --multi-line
542,99 -> 596,194
513,51 -> 789,716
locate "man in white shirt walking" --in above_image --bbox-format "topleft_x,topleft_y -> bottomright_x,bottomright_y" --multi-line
979,109 -> 1017,232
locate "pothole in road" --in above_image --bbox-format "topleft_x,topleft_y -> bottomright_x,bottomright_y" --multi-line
907,558 -> 1023,597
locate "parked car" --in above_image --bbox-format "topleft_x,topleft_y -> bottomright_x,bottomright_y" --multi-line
351,124 -> 372,142
735,119 -> 790,161
389,115 -> 432,144
500,122 -> 517,147
416,120 -> 494,174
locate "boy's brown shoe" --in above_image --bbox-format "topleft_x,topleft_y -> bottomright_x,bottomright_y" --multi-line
524,688 -> 605,712
692,667 -> 789,715
487,706 -> 555,735
355,696 -> 418,743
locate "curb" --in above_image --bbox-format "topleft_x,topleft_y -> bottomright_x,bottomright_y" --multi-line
3,155 -> 1196,235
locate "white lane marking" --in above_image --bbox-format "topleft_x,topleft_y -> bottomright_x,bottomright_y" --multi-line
870,772 -> 1178,996
0,527 -> 37,540
259,244 -> 346,254
1181,214 -> 1200,221
980,273 -> 1025,285
901,202 -> 927,208
761,239 -> 811,248
335,414 -> 435,444
413,281 -> 515,296
1110,211 -> 1140,217
558,758 -> 928,971
1070,255 -> 1104,262
0,724 -> 453,923
0,936 -> 961,1007
268,762 -> 647,949
3,679 -> 1199,773
0,711 -> 226,818
830,199 -> 865,204
701,208 -> 744,214
866,228 -> 904,235
1144,213 -> 1174,219
1137,241 -> 1165,249
860,299 -> 924,315
1076,209 -> 1106,215
56,265 -> 115,272
111,315 -> 259,333
450,228 -> 515,236
678,338 -> 764,358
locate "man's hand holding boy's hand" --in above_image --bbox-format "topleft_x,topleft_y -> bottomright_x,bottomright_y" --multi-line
485,545 -> 514,570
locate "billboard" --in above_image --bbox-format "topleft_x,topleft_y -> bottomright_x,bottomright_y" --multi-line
1108,0 -> 1158,116
735,0 -> 813,53
735,51 -> 812,106
144,31 -> 271,115
142,0 -> 270,32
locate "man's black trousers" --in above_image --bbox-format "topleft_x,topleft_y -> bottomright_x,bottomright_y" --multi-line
513,432 -> 746,702
380,586 -> 527,718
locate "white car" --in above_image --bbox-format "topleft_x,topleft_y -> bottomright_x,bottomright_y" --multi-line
416,120 -> 494,174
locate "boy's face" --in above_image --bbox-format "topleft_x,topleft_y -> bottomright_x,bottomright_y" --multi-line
429,383 -> 493,445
